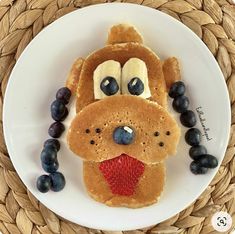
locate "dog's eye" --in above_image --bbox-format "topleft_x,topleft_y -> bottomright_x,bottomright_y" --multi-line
100,76 -> 119,96
122,58 -> 151,98
127,77 -> 144,95
93,60 -> 121,99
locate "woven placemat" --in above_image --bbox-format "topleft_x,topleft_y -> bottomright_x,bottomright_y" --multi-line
0,0 -> 234,233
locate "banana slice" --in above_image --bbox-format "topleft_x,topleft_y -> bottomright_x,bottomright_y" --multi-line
122,58 -> 151,98
93,60 -> 121,99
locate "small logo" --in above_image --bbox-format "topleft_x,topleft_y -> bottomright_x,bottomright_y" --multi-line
211,211 -> 233,232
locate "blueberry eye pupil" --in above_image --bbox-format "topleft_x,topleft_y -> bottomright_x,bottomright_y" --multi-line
128,77 -> 144,95
100,76 -> 119,96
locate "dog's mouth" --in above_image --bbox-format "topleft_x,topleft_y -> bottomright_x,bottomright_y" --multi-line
99,154 -> 145,196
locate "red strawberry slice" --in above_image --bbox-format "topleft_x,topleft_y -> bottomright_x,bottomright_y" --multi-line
99,154 -> 145,196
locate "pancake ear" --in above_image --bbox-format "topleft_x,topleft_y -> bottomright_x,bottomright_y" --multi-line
106,24 -> 143,45
163,57 -> 181,91
66,57 -> 84,95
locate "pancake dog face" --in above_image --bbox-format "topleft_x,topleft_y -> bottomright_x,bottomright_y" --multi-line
66,24 -> 181,207
68,47 -> 180,164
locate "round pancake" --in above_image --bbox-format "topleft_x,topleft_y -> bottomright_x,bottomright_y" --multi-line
83,161 -> 166,208
76,42 -> 167,113
67,95 -> 180,164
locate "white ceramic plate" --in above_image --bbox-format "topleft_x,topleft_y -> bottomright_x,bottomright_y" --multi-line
3,3 -> 231,231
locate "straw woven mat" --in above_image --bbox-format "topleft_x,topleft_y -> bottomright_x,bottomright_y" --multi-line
0,0 -> 234,233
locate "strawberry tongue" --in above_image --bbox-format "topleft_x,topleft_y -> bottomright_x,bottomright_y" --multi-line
99,154 -> 145,196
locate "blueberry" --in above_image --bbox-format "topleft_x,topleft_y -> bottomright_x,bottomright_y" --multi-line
113,126 -> 134,145
36,175 -> 51,193
44,139 -> 60,151
180,110 -> 197,127
48,122 -> 65,138
56,87 -> 71,104
59,107 -> 68,121
52,106 -> 68,121
169,81 -> 186,98
185,128 -> 201,146
42,160 -> 59,173
100,76 -> 119,96
40,147 -> 57,164
51,100 -> 66,118
189,145 -> 207,160
128,77 -> 144,96
50,172 -> 66,192
62,107 -> 68,120
172,95 -> 189,113
190,161 -> 208,175
197,154 -> 218,168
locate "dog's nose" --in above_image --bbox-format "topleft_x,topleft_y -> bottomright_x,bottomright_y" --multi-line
113,126 -> 135,145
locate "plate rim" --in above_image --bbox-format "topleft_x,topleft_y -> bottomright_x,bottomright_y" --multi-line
2,3 -> 231,231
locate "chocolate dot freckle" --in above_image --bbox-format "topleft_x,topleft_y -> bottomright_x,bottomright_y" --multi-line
85,129 -> 90,133
154,131 -> 160,136
159,142 -> 164,147
95,128 -> 101,133
90,140 -> 95,145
